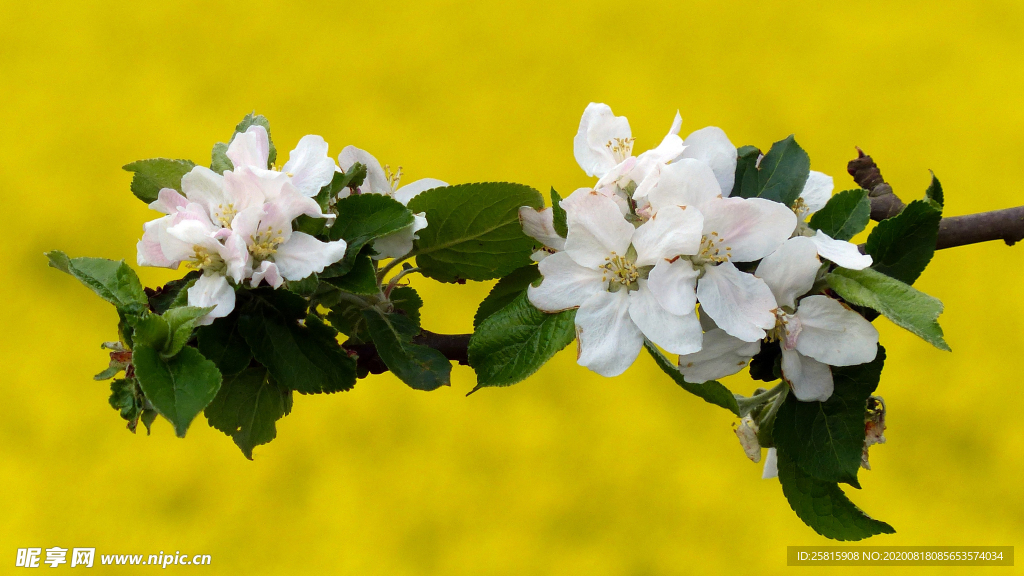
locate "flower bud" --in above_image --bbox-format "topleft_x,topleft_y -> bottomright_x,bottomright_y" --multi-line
734,415 -> 762,463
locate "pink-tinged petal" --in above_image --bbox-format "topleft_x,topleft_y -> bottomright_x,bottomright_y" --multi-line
755,236 -> 821,309
647,258 -> 699,316
180,166 -> 227,219
762,448 -> 779,479
527,251 -> 605,312
575,290 -> 643,377
137,217 -> 177,268
810,230 -> 873,270
166,219 -> 220,251
574,103 -> 632,178
680,127 -> 737,196
648,158 -> 722,213
273,233 -> 347,281
631,204 -> 704,265
393,178 -> 447,205
563,190 -> 634,268
188,274 -> 236,326
226,125 -> 270,169
250,261 -> 283,289
519,206 -> 566,252
219,231 -> 251,284
678,328 -> 761,383
701,197 -> 797,262
282,135 -> 336,197
781,348 -> 834,402
697,262 -> 777,342
148,188 -> 188,215
800,171 -> 833,215
793,295 -> 879,366
628,280 -> 702,355
230,205 -> 264,243
337,145 -> 389,194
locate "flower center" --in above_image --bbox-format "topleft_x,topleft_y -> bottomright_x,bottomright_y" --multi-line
766,309 -> 801,349
605,137 -> 635,163
384,164 -> 403,192
600,251 -> 640,291
186,246 -> 224,272
791,197 -> 812,222
250,228 -> 285,260
691,232 -> 732,267
215,203 -> 238,227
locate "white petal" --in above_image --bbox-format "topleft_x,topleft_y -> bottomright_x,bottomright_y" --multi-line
762,448 -> 779,479
631,205 -> 704,265
793,296 -> 880,366
180,166 -> 227,219
680,126 -> 737,196
700,197 -> 797,262
575,290 -> 643,377
372,215 -> 427,260
519,206 -> 566,252
677,328 -> 761,383
250,261 -> 283,289
393,178 -> 447,205
781,348 -> 834,402
755,236 -> 821,309
647,258 -> 699,316
219,231 -> 251,284
669,111 -> 682,136
632,133 -> 684,179
337,145 -> 389,194
563,190 -> 634,268
148,188 -> 188,215
574,103 -> 632,178
137,216 -> 177,268
226,125 -> 270,170
272,233 -> 347,280
188,274 -> 236,326
697,262 -> 777,342
282,135 -> 336,197
647,158 -> 722,212
810,230 -> 873,270
628,281 -> 703,355
527,251 -> 605,312
800,171 -> 834,215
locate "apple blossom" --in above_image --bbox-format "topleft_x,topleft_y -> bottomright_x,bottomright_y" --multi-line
790,170 -> 873,270
224,125 -> 337,197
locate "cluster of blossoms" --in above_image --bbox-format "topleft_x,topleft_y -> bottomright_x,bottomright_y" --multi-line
136,127 -> 446,324
521,103 -> 880,404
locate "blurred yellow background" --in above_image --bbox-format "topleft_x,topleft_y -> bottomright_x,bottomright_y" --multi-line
2,0 -> 1022,574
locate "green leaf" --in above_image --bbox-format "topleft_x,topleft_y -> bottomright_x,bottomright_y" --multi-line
239,290 -> 357,394
808,189 -> 872,241
827,267 -> 950,351
133,345 -> 222,438
285,272 -> 320,298
94,364 -> 123,381
293,214 -> 328,237
122,158 -> 197,204
754,136 -> 810,206
776,448 -> 895,541
732,145 -> 762,198
468,292 -> 575,392
108,378 -> 142,423
925,172 -> 943,208
131,313 -> 170,350
204,367 -> 292,460
473,265 -> 541,329
644,341 -> 741,416
407,182 -> 545,282
550,188 -> 568,238
197,313 -> 253,376
46,252 -> 149,315
141,408 -> 158,435
361,309 -> 451,391
210,142 -> 233,174
325,251 -> 378,295
162,306 -> 214,357
147,271 -> 201,314
865,199 -> 942,285
389,286 -> 423,325
772,346 -> 885,487
324,194 -> 414,276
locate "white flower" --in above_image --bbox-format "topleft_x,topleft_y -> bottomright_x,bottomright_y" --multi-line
757,236 -> 879,401
791,171 -> 873,270
518,204 -> 566,262
337,145 -> 447,259
187,273 -> 236,326
646,160 -> 797,341
528,190 -> 706,376
224,125 -> 336,197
